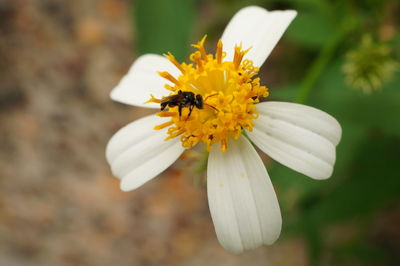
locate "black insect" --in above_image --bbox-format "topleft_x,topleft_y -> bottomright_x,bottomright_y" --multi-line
160,90 -> 217,119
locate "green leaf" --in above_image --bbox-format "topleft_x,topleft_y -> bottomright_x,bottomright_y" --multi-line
294,135 -> 400,227
284,134 -> 400,263
334,239 -> 393,265
270,161 -> 323,215
133,0 -> 195,61
310,58 -> 400,137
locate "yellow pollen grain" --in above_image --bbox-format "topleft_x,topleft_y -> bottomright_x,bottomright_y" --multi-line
150,38 -> 269,152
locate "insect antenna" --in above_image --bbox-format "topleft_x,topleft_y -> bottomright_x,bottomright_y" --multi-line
204,93 -> 219,101
203,93 -> 219,113
204,103 -> 219,112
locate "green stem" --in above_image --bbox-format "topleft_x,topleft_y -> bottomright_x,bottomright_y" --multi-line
295,24 -> 354,104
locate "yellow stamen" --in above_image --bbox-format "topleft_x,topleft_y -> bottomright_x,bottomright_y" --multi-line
216,40 -> 223,64
192,35 -> 208,61
151,38 -> 268,152
158,71 -> 181,86
165,129 -> 185,140
164,52 -> 185,73
221,139 -> 227,153
157,111 -> 177,117
233,45 -> 250,70
145,94 -> 161,104
154,121 -> 174,130
192,51 -> 204,72
164,84 -> 175,92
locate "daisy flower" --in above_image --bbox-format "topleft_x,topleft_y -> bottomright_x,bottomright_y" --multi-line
106,6 -> 342,254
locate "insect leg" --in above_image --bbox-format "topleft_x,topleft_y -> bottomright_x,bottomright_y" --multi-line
178,105 -> 183,119
186,105 -> 194,121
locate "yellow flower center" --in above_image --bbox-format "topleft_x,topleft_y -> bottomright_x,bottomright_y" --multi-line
148,36 -> 268,152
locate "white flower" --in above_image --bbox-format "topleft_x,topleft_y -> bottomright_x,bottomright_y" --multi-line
106,6 -> 342,254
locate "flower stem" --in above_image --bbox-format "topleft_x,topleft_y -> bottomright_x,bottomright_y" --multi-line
295,22 -> 356,104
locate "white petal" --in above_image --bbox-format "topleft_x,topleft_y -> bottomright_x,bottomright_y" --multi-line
221,6 -> 297,67
106,115 -> 185,191
110,54 -> 180,108
207,136 -> 281,254
248,101 -> 342,180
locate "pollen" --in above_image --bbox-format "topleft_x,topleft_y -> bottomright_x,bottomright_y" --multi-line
151,36 -> 268,152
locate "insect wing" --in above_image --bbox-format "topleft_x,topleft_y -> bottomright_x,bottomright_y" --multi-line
160,94 -> 181,103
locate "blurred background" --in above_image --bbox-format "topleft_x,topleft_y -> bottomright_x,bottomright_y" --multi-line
0,0 -> 399,265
